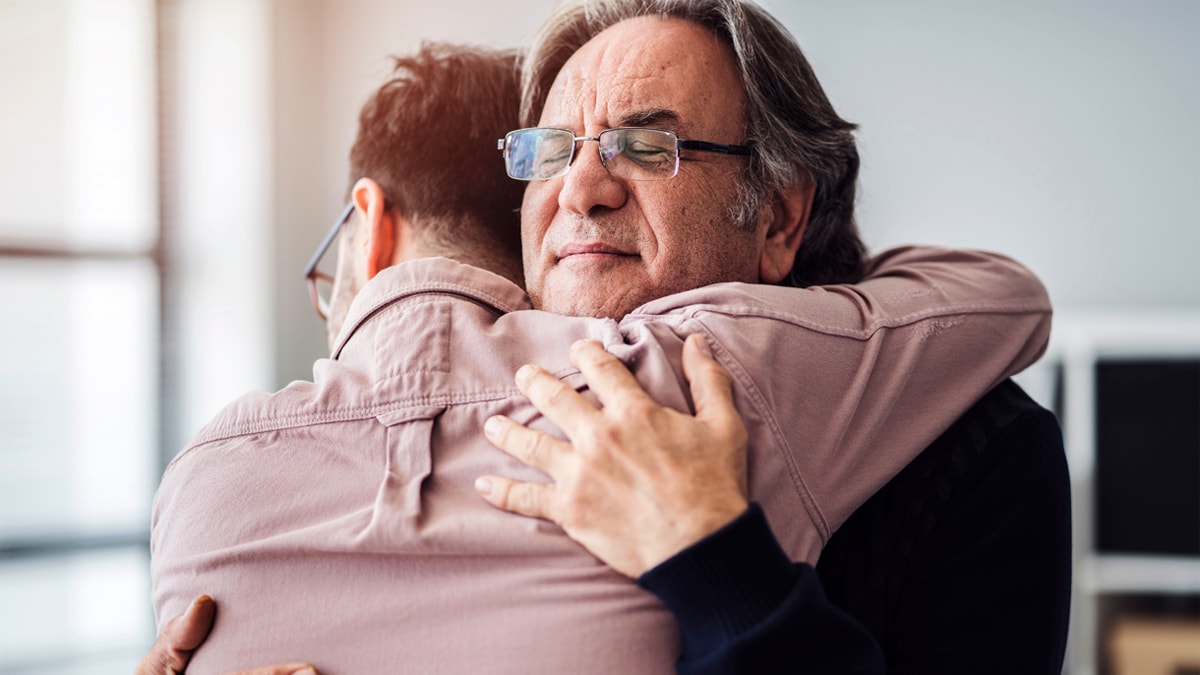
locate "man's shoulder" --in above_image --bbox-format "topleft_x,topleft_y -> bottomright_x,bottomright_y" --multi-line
352,257 -> 531,316
621,281 -> 887,349
627,282 -> 803,318
172,378 -> 328,461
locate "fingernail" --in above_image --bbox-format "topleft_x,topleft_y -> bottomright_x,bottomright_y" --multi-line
474,477 -> 494,497
484,416 -> 502,438
515,364 -> 535,386
290,668 -> 317,675
187,595 -> 210,615
692,334 -> 712,357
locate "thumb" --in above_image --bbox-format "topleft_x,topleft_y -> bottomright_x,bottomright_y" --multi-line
134,595 -> 215,675
682,334 -> 738,427
682,333 -> 748,495
164,595 -> 216,651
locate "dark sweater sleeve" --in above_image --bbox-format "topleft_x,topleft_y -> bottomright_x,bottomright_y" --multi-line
638,504 -> 884,675
816,380 -> 1072,674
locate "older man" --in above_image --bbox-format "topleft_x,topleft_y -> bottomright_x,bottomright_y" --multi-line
478,0 -> 1070,672
141,3 -> 1066,673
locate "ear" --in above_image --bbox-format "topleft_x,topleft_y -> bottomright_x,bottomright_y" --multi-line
351,177 -> 398,279
758,178 -> 814,284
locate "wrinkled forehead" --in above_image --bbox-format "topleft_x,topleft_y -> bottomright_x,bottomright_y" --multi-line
538,16 -> 745,137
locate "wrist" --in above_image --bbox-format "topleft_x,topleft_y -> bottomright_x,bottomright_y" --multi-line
641,495 -> 749,575
638,503 -> 799,653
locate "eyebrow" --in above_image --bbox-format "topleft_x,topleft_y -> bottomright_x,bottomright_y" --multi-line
618,108 -> 682,129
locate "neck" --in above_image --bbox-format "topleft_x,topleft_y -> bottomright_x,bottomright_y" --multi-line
407,239 -> 525,290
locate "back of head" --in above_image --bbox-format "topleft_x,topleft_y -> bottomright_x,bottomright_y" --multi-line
350,43 -> 525,278
522,0 -> 866,287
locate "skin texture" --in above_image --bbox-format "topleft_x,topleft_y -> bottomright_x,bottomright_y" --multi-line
134,595 -> 215,675
133,595 -> 318,675
477,335 -> 750,577
520,16 -> 806,320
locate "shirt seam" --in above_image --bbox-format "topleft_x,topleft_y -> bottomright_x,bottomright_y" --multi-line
690,319 -> 832,544
628,301 -> 1050,341
185,387 -> 519,451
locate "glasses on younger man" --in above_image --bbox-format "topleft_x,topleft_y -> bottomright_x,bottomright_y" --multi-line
304,203 -> 354,321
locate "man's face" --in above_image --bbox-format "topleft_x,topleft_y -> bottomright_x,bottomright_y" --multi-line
521,16 -> 771,319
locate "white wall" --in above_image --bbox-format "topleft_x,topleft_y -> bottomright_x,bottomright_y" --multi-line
769,1 -> 1200,310
269,0 -> 1200,385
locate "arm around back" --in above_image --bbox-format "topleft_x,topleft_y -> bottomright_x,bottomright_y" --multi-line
640,504 -> 884,675
816,380 -> 1071,673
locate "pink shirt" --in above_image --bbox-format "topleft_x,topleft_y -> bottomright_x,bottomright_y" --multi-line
151,246 -> 1050,673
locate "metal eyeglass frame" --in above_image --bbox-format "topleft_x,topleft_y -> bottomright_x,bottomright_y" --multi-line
303,203 -> 354,321
497,127 -> 755,181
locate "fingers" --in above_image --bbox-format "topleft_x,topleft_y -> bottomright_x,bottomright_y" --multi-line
134,632 -> 185,675
508,341 -> 640,434
483,414 -> 570,474
682,333 -> 738,428
474,474 -> 555,520
566,339 -> 646,409
134,595 -> 215,675
513,361 -> 598,434
683,334 -> 748,494
475,418 -> 559,519
478,377 -> 574,522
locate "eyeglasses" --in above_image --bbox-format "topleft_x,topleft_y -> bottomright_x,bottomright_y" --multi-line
304,203 -> 354,321
497,127 -> 754,182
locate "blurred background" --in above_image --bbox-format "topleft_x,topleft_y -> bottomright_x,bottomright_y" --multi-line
0,0 -> 1196,673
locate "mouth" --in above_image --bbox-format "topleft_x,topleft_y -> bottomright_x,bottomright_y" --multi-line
557,242 -> 636,261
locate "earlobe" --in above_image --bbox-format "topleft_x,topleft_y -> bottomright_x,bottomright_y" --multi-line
351,178 -> 396,280
758,179 -> 814,284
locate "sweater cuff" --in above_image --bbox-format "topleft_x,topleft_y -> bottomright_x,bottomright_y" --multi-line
637,503 -> 799,652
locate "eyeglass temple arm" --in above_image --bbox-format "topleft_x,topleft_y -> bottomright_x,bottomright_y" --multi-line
304,203 -> 355,278
677,139 -> 755,156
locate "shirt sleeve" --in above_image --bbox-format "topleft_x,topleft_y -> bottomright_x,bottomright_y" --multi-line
620,245 -> 1053,561
638,504 -> 885,675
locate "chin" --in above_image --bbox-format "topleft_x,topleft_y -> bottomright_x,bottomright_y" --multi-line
538,294 -> 620,320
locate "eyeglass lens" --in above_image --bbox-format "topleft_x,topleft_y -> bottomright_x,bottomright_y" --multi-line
503,128 -> 681,181
309,272 -> 334,321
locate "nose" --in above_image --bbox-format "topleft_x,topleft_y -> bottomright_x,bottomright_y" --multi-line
557,140 -> 628,216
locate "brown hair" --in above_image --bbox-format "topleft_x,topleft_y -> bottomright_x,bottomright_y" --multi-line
521,0 -> 866,287
349,42 -> 525,273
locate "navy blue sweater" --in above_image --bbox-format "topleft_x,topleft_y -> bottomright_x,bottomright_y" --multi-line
640,379 -> 1071,674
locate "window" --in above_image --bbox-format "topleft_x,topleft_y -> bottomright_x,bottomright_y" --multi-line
0,0 -> 159,671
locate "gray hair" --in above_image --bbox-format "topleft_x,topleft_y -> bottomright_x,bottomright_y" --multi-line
521,0 -> 866,286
